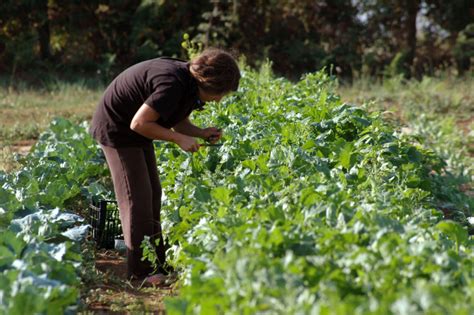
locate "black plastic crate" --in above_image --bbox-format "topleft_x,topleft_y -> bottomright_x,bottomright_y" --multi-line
89,198 -> 122,249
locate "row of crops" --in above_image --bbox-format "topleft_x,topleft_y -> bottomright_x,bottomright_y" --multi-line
0,68 -> 472,314
0,119 -> 111,314
158,70 -> 473,314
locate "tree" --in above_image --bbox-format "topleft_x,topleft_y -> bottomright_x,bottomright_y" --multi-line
195,0 -> 362,79
453,23 -> 474,75
425,0 -> 474,35
354,0 -> 423,78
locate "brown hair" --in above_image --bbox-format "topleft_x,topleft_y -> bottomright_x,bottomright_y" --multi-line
189,48 -> 240,95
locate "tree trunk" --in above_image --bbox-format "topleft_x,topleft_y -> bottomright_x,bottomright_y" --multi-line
204,0 -> 220,47
405,0 -> 420,78
36,0 -> 51,60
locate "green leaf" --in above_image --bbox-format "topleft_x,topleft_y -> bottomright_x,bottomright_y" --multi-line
193,185 -> 211,202
164,298 -> 189,315
339,142 -> 353,169
211,187 -> 232,206
269,225 -> 284,245
435,220 -> 468,253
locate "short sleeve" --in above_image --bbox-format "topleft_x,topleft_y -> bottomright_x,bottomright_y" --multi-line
144,76 -> 184,121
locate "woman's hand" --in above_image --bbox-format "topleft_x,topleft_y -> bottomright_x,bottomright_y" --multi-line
176,134 -> 200,152
201,127 -> 222,143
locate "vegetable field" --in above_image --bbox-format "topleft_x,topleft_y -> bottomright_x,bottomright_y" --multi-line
0,119 -> 110,313
1,68 -> 473,314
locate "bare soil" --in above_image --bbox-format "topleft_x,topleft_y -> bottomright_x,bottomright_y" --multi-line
81,250 -> 176,314
11,139 -> 36,156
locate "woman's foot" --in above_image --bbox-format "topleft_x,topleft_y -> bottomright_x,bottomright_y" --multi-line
129,272 -> 176,288
144,273 -> 168,286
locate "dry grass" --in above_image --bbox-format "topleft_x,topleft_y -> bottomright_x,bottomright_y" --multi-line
0,81 -> 102,171
337,74 -> 474,123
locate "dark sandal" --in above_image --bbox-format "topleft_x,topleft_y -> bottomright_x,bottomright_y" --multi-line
129,273 -> 168,288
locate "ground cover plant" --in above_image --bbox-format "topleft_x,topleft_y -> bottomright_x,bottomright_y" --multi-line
0,66 -> 472,314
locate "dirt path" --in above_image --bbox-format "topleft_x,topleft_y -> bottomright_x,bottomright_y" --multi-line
81,250 -> 175,314
10,139 -> 36,155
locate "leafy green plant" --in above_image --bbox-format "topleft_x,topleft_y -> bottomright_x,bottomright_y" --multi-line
181,33 -> 203,59
1,65 -> 472,314
0,118 -> 111,314
140,236 -> 160,273
145,68 -> 473,314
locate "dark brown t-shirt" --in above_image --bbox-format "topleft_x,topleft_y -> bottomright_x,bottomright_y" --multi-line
90,57 -> 203,147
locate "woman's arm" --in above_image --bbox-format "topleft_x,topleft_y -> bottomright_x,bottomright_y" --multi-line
174,117 -> 223,143
130,104 -> 200,152
173,117 -> 205,138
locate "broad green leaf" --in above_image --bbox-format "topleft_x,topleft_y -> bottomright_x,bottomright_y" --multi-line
339,142 -> 353,169
211,187 -> 232,206
435,220 -> 468,253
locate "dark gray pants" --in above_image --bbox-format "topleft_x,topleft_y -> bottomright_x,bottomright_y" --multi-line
100,143 -> 166,279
